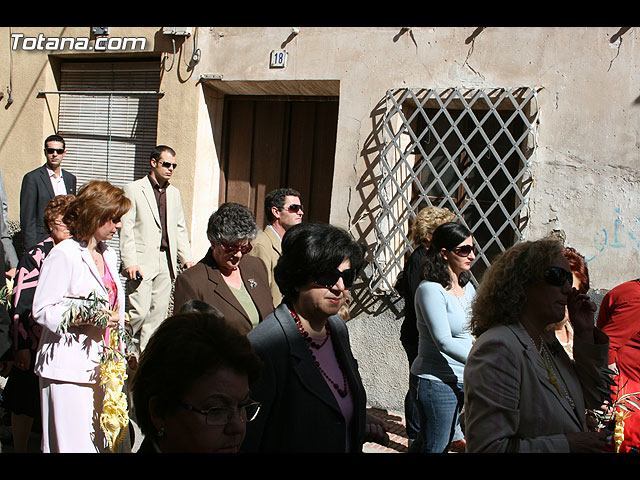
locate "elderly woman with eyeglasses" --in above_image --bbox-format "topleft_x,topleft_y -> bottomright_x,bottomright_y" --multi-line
173,203 -> 274,334
408,222 -> 477,453
464,237 -> 613,453
131,310 -> 263,453
242,222 -> 389,453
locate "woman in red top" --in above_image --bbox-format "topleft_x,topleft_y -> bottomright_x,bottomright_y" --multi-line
597,279 -> 640,453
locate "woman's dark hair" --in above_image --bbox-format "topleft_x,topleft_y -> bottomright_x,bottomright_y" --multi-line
206,202 -> 258,245
178,299 -> 223,315
131,312 -> 263,436
421,222 -> 473,288
274,222 -> 367,302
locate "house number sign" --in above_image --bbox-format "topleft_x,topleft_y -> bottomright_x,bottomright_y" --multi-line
270,49 -> 287,68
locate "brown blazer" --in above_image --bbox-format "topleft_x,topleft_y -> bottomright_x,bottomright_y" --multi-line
172,248 -> 274,334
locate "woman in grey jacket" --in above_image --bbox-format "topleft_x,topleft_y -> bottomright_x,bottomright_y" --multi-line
464,237 -> 613,453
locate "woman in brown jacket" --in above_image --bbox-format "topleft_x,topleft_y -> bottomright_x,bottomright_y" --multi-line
173,203 -> 273,334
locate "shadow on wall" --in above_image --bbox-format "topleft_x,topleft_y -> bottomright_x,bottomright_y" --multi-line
349,96 -> 404,321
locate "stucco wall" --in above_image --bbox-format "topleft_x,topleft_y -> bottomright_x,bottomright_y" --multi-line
192,26 -> 640,292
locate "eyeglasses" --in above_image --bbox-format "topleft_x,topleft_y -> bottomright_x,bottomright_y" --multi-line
45,148 -> 65,155
160,161 -> 178,169
452,245 -> 477,258
220,242 -> 253,255
544,266 -> 573,287
313,268 -> 356,289
283,204 -> 304,213
180,401 -> 261,426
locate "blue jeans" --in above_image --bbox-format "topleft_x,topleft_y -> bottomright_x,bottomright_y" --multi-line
409,378 -> 464,453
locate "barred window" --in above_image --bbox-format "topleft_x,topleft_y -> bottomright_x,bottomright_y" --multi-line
370,87 -> 539,294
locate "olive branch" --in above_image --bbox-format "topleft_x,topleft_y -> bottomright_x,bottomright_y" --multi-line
589,379 -> 640,430
59,290 -> 134,362
0,279 -> 13,310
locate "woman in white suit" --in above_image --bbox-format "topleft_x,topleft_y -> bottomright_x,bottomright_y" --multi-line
463,237 -> 613,453
32,180 -> 131,453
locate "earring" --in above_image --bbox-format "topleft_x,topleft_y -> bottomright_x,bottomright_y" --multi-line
157,426 -> 166,437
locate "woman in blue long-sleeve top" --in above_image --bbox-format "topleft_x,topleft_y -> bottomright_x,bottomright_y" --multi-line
409,222 -> 476,453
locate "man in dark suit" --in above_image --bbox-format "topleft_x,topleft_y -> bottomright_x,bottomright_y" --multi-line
20,135 -> 77,251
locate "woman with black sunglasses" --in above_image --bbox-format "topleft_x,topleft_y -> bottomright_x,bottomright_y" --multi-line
241,222 -> 389,452
463,237 -> 613,452
173,203 -> 274,334
408,222 -> 476,453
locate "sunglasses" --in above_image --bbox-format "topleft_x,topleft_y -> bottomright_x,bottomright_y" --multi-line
544,266 -> 573,287
452,244 -> 477,258
284,204 -> 304,213
45,148 -> 65,155
220,242 -> 253,255
313,268 -> 356,289
159,161 -> 178,169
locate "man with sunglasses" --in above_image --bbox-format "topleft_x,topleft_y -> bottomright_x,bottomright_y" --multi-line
249,188 -> 304,308
19,135 -> 77,251
119,145 -> 194,351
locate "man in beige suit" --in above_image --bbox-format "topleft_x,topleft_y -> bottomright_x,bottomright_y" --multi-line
120,145 -> 194,351
249,188 -> 303,308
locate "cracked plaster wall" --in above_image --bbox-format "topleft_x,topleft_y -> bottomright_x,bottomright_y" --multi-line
194,26 -> 640,412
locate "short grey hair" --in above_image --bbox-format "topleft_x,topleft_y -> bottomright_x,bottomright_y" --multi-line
206,202 -> 258,245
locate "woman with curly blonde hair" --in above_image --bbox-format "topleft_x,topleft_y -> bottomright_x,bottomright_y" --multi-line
464,237 -> 613,452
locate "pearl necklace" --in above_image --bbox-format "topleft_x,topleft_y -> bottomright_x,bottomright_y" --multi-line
291,310 -> 348,398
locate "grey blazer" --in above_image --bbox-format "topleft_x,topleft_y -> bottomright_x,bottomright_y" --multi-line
242,303 -> 367,453
463,322 -> 610,453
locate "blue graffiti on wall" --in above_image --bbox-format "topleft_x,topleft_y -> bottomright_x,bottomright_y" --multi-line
585,208 -> 640,263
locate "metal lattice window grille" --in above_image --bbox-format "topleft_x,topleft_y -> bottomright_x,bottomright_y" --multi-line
370,87 -> 539,294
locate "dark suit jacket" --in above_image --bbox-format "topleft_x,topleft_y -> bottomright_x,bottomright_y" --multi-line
172,249 -> 274,334
242,304 -> 367,453
20,164 -> 76,250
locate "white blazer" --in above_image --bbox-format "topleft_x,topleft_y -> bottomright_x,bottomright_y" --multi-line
119,176 -> 193,278
32,238 -> 126,385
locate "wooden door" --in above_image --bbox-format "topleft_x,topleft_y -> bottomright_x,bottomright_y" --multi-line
221,95 -> 339,229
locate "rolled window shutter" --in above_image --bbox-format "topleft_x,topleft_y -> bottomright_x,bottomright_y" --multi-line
58,61 -> 161,260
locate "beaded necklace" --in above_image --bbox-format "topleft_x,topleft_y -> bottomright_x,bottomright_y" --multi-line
527,332 -> 576,410
291,309 -> 348,398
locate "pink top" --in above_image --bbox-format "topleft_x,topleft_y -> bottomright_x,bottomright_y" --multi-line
101,260 -> 120,353
312,335 -> 354,451
101,261 -> 118,311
